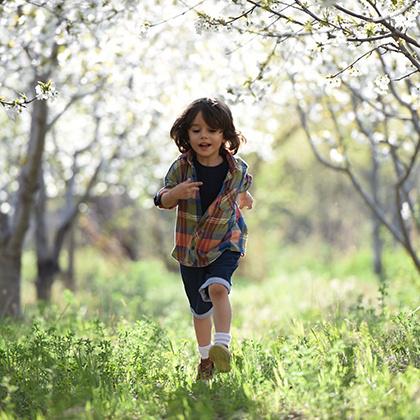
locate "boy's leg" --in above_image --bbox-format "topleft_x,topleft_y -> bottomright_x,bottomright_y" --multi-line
179,264 -> 215,380
208,284 -> 232,371
208,284 -> 231,333
193,315 -> 212,346
194,315 -> 214,380
200,251 -> 241,372
199,250 -> 240,338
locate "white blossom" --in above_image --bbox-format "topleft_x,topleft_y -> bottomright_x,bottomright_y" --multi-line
325,75 -> 342,88
402,141 -> 414,153
372,132 -> 385,143
194,15 -> 219,34
374,75 -> 390,95
330,148 -> 345,163
139,21 -> 151,39
320,0 -> 338,7
35,81 -> 58,100
348,66 -> 360,77
401,202 -> 411,221
0,202 -> 11,214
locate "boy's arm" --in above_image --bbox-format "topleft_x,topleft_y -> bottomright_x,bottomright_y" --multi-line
237,191 -> 254,209
154,179 -> 203,210
154,187 -> 177,209
160,188 -> 179,209
236,160 -> 253,209
154,159 -> 181,210
239,172 -> 253,193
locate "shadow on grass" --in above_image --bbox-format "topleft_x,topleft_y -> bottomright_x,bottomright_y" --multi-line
167,374 -> 262,419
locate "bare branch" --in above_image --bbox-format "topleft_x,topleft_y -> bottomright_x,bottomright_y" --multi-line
344,81 -> 407,122
335,3 -> 420,49
393,39 -> 420,72
393,69 -> 419,81
46,81 -> 106,132
294,0 -> 341,30
224,5 -> 257,25
343,165 -> 406,242
150,0 -> 208,28
246,38 -> 281,96
289,72 -> 409,245
246,0 -> 305,26
347,33 -> 392,43
397,134 -> 420,188
378,53 -> 420,134
52,157 -> 104,262
329,43 -> 388,78
0,95 -> 37,109
51,113 -> 105,262
289,75 -> 346,172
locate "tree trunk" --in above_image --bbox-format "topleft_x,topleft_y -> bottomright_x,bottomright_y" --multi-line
35,257 -> 59,301
0,251 -> 22,317
372,217 -> 383,277
0,86 -> 49,317
63,221 -> 76,291
370,147 -> 383,278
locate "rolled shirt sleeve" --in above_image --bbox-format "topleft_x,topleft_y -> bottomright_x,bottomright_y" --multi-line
238,160 -> 253,193
154,160 -> 181,209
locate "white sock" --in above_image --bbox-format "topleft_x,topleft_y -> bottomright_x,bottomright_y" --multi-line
214,332 -> 231,348
198,344 -> 212,359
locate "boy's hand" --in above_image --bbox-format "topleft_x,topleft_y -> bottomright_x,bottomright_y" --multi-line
237,191 -> 254,209
170,178 -> 203,200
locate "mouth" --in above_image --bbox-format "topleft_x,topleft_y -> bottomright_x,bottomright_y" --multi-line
198,142 -> 211,149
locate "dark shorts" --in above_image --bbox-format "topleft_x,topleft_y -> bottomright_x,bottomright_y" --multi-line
179,250 -> 241,319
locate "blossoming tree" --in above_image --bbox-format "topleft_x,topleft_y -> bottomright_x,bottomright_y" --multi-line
193,0 -> 419,272
0,0 -> 137,316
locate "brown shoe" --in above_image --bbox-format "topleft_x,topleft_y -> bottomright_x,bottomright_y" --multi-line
209,344 -> 231,373
196,358 -> 214,381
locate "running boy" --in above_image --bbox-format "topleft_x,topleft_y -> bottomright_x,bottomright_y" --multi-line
153,97 -> 253,380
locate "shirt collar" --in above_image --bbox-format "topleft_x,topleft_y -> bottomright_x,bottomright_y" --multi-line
182,148 -> 238,173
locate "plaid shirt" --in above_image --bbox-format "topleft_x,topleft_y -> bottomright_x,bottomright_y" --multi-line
154,149 -> 253,267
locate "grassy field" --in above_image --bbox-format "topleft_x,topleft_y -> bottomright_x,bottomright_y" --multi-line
0,247 -> 419,419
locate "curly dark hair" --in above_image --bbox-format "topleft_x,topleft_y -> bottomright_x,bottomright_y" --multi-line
170,97 -> 246,155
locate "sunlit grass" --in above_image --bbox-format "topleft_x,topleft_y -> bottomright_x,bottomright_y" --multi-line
4,246 -> 418,419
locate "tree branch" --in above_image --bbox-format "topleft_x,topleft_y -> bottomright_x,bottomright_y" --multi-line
289,72 -> 407,245
330,43 -> 387,78
335,3 -> 420,49
294,0 -> 341,30
46,82 -> 105,132
151,0 -> 208,27
378,53 -> 420,134
246,0 -> 305,26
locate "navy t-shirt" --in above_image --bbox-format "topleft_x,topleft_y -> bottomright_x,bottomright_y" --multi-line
194,155 -> 229,215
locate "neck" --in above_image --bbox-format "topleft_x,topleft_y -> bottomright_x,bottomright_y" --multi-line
196,154 -> 223,167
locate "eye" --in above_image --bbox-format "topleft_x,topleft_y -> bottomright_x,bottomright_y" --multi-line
191,129 -> 200,133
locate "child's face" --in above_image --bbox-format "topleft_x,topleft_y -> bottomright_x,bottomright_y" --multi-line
188,111 -> 225,165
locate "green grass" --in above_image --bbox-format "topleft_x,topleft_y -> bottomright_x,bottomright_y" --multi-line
0,247 -> 418,419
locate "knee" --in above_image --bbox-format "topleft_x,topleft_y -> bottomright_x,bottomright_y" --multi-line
208,283 -> 228,300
